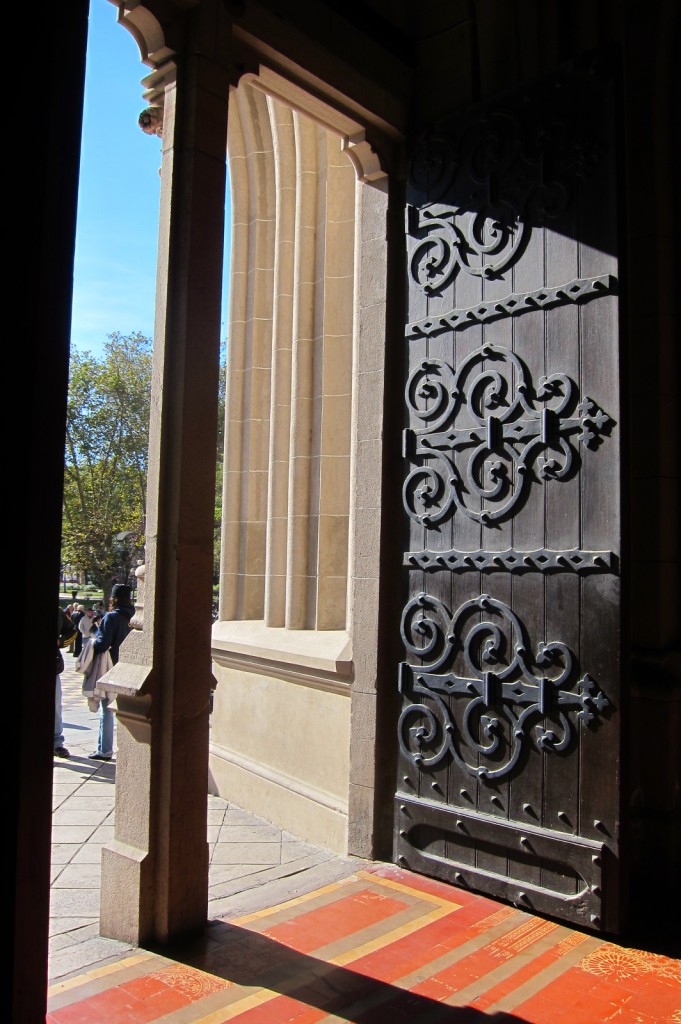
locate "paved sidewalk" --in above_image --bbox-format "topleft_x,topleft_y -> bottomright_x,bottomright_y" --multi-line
51,649 -> 368,985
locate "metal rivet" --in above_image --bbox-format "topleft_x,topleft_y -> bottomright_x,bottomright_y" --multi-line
399,830 -> 406,837
491,795 -> 502,807
558,811 -> 568,822
592,854 -> 601,865
591,885 -> 601,896
523,803 -> 532,813
590,914 -> 600,924
460,789 -> 469,798
520,836 -> 529,846
400,805 -> 407,812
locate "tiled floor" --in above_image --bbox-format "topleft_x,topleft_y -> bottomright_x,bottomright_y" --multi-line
47,865 -> 680,1022
49,653 -> 680,1023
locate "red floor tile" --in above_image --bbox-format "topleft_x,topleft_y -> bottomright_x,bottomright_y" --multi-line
262,888 -> 408,953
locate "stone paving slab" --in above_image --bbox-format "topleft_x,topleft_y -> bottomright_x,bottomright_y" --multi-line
52,863 -> 102,888
50,653 -> 368,987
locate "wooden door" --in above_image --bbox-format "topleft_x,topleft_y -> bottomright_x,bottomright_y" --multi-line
395,57 -> 622,932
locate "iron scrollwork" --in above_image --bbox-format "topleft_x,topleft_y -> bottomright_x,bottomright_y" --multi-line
407,107 -> 601,292
403,344 -> 612,526
398,593 -> 609,781
408,201 -> 524,292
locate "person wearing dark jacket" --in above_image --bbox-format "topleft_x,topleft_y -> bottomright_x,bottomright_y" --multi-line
70,605 -> 86,657
86,584 -> 135,761
55,607 -> 71,758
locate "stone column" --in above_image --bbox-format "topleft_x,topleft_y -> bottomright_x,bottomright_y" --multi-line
99,0 -> 231,945
285,112 -> 318,629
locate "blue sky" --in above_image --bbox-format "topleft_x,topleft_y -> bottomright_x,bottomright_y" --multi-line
71,0 -> 231,357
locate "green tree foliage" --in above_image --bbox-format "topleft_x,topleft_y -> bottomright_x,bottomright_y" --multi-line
62,332 -> 152,606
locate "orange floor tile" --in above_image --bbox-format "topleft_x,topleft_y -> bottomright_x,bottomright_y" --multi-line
47,866 -> 681,1024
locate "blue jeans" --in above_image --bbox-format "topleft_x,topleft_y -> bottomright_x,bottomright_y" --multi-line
97,697 -> 115,757
54,675 -> 65,749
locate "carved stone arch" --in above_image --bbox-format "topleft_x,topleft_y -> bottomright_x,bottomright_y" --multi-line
240,66 -> 388,183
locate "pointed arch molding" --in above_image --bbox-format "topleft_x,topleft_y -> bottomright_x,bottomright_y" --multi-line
242,67 -> 387,183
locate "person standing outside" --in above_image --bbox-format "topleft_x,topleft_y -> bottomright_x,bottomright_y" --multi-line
75,607 -> 97,681
55,607 -> 71,758
71,604 -> 86,657
78,606 -> 97,644
86,584 -> 135,761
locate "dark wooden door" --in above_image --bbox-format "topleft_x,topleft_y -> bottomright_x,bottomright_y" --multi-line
395,58 -> 622,933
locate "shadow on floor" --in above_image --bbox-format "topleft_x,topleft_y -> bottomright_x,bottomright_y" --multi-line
158,920 -> 529,1024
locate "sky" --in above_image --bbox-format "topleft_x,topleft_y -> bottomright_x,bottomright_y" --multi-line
71,0 -> 231,358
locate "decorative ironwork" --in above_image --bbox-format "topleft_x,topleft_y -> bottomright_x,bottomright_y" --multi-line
405,548 -> 618,574
408,132 -> 458,201
403,344 -> 612,526
407,108 -> 601,292
398,593 -> 609,780
406,275 -> 616,340
408,201 -> 524,291
394,794 -> 606,927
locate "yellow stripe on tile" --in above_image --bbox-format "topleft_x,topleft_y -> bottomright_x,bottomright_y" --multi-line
195,986 -> 286,1021
47,952 -> 158,996
357,869 -> 462,910
330,900 -> 459,966
232,873 -> 362,925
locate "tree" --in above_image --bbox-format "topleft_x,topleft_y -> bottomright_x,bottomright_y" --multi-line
62,332 -> 152,606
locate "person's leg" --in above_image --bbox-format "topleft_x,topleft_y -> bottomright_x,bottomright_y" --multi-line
54,675 -> 69,756
97,697 -> 114,758
54,675 -> 64,747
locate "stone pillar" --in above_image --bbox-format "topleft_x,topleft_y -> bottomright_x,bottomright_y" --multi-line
99,0 -> 231,945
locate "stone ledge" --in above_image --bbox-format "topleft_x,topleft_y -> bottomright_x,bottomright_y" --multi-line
211,620 -> 353,694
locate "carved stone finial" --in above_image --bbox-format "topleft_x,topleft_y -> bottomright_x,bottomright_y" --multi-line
130,562 -> 145,630
138,106 -> 164,138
